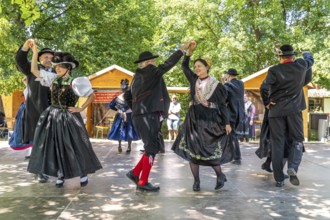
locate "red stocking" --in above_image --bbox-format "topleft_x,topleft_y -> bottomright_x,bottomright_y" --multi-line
138,154 -> 154,186
132,153 -> 145,177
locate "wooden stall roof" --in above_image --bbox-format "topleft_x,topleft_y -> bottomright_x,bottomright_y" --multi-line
167,86 -> 189,93
242,67 -> 271,90
241,66 -> 315,90
88,64 -> 190,93
88,64 -> 134,89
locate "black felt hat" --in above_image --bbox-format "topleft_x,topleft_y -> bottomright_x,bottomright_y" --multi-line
225,68 -> 239,76
277,45 -> 298,56
38,48 -> 54,61
51,52 -> 79,69
134,51 -> 159,64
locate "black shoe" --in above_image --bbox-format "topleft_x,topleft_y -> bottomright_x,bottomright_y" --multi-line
55,178 -> 65,188
231,160 -> 241,165
287,168 -> 300,186
139,149 -> 145,153
126,170 -> 139,185
193,181 -> 200,192
36,174 -> 48,183
126,148 -> 131,153
137,182 -> 160,192
80,176 -> 88,187
261,162 -> 273,173
215,173 -> 227,190
275,181 -> 284,187
24,155 -> 31,159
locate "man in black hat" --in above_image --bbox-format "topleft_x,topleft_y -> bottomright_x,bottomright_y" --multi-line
125,41 -> 191,191
15,39 -> 55,183
261,44 -> 313,187
222,68 -> 245,165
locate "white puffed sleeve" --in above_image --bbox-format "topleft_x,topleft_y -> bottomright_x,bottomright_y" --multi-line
72,77 -> 94,97
34,69 -> 57,87
23,88 -> 28,99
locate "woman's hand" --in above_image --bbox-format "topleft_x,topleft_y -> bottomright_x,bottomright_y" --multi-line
186,40 -> 197,56
225,124 -> 232,135
189,40 -> 197,51
68,107 -> 83,113
31,41 -> 38,54
180,41 -> 191,52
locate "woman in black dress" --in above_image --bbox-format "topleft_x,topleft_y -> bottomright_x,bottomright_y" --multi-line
27,42 -> 102,187
172,41 -> 233,191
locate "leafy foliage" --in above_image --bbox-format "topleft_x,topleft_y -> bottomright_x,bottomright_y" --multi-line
0,0 -> 330,96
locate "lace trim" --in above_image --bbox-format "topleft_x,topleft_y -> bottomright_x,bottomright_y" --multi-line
177,135 -> 223,160
194,76 -> 219,108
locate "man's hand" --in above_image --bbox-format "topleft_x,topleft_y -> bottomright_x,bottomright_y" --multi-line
22,39 -> 35,51
266,101 -> 276,109
225,124 -> 232,135
180,41 -> 191,52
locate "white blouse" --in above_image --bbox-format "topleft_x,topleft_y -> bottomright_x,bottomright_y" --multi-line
35,69 -> 94,97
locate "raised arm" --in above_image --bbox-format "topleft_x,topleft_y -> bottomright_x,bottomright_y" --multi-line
181,40 -> 197,83
31,42 -> 41,78
156,41 -> 191,76
15,39 -> 34,75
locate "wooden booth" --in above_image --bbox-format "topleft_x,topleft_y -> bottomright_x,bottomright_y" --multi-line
82,65 -> 135,138
0,90 -> 24,129
241,67 -> 312,141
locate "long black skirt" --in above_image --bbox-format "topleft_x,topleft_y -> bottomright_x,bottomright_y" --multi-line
27,106 -> 102,179
172,104 -> 234,166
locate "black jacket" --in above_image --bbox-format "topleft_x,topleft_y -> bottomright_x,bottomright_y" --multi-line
224,79 -> 245,128
127,50 -> 183,117
261,52 -> 313,117
15,47 -> 55,142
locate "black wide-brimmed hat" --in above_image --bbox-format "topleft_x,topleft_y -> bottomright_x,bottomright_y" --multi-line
51,52 -> 79,69
277,45 -> 298,56
225,68 -> 239,76
38,48 -> 54,61
134,51 -> 159,64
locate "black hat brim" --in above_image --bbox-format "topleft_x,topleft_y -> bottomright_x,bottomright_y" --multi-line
52,61 -> 79,69
134,55 -> 159,64
278,51 -> 298,56
38,50 -> 55,57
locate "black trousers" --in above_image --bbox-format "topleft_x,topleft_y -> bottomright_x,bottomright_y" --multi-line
269,112 -> 304,182
231,127 -> 241,160
132,112 -> 161,157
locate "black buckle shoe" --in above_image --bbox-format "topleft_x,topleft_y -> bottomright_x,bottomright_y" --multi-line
80,176 -> 88,187
56,178 -> 65,188
137,182 -> 160,192
126,170 -> 139,185
215,173 -> 227,190
193,181 -> 200,192
287,168 -> 300,186
36,174 -> 48,183
261,162 -> 273,173
275,181 -> 284,187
